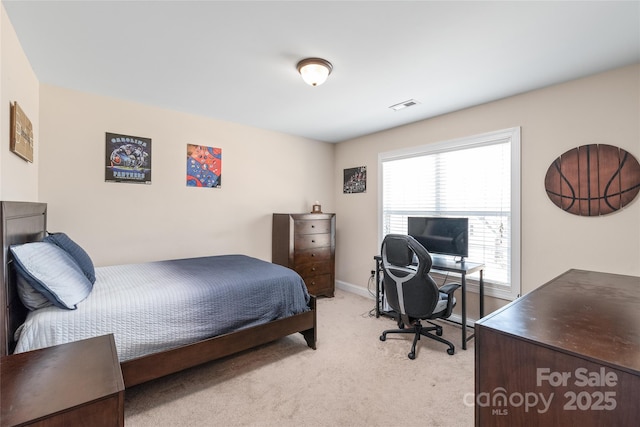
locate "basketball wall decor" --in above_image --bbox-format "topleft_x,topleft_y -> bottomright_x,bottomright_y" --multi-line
544,144 -> 640,216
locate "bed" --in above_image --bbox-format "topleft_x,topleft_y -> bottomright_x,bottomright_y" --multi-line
0,201 -> 317,387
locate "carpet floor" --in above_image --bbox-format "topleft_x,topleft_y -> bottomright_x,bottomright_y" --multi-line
124,289 -> 475,426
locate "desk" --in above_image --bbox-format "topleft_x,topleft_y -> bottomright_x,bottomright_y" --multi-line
374,255 -> 484,350
475,269 -> 640,426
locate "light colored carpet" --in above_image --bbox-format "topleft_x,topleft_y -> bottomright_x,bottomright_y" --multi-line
124,289 -> 475,426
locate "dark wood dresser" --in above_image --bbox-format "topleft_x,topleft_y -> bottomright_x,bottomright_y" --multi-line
475,269 -> 640,426
272,213 -> 335,297
1,334 -> 124,427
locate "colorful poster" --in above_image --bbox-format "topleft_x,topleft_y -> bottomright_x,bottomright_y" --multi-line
187,144 -> 222,188
105,133 -> 152,184
343,166 -> 366,193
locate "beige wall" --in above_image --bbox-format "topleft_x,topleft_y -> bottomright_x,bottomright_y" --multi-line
334,64 -> 640,315
0,5 -> 39,201
38,85 -> 335,266
3,4 -> 638,315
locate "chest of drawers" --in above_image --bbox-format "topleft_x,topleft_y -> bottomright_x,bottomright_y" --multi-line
272,213 -> 335,297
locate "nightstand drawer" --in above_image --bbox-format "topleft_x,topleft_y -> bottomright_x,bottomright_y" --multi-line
294,233 -> 331,249
294,219 -> 332,235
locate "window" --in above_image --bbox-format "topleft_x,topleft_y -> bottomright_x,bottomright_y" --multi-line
378,127 -> 521,300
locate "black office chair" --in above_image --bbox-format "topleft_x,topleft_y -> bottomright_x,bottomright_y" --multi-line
379,234 -> 461,359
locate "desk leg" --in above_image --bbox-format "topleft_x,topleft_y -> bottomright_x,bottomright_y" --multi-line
461,272 -> 467,350
375,258 -> 381,318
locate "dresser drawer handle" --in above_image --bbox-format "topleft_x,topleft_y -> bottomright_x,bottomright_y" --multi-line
311,239 -> 315,243
311,267 -> 316,271
311,253 -> 316,257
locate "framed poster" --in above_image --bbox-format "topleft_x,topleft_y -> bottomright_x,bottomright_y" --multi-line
186,144 -> 222,188
343,166 -> 366,193
105,133 -> 152,184
10,102 -> 34,162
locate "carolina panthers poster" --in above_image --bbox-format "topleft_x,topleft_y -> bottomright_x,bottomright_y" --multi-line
105,133 -> 152,184
186,144 -> 222,188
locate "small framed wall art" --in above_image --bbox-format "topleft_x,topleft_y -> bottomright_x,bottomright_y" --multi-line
186,144 -> 222,188
343,166 -> 366,193
10,102 -> 34,162
105,132 -> 152,184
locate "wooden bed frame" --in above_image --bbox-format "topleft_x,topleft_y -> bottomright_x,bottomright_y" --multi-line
0,201 -> 317,387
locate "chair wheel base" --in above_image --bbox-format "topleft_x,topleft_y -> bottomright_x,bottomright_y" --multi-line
379,320 -> 457,359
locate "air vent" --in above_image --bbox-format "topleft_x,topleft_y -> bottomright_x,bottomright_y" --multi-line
389,99 -> 420,111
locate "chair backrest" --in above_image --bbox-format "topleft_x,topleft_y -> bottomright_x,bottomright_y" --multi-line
381,234 -> 440,320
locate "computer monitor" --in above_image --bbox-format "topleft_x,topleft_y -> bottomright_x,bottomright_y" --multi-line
407,217 -> 469,259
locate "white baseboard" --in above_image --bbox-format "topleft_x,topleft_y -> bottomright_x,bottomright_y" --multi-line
335,280 -> 476,326
335,280 -> 373,299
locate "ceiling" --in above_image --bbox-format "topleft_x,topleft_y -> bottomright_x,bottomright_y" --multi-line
3,1 -> 639,143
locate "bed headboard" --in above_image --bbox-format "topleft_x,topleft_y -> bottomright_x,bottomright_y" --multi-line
0,201 -> 47,356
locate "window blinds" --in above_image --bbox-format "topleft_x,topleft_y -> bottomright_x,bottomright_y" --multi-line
382,140 -> 511,286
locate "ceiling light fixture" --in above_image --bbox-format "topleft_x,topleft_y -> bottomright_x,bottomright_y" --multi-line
297,58 -> 333,87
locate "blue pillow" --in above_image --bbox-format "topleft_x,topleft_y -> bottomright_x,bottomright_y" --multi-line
10,242 -> 93,310
43,232 -> 96,284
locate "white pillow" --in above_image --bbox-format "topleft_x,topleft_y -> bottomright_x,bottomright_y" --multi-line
16,274 -> 53,311
10,242 -> 93,310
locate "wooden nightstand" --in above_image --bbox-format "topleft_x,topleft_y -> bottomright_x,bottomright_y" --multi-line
1,334 -> 124,427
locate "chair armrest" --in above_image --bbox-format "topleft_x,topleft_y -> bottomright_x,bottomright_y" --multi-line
439,283 -> 461,295
438,283 -> 462,318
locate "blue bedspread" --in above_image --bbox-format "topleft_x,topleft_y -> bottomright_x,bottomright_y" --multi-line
14,255 -> 310,361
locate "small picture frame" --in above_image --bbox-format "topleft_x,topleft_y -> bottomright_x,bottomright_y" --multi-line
105,132 -> 152,184
10,102 -> 34,162
343,166 -> 366,193
312,201 -> 322,213
186,144 -> 222,188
